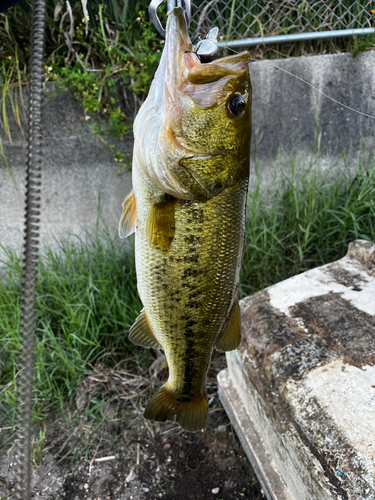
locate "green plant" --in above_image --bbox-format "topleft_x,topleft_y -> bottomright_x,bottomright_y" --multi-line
0,224 -> 145,425
1,1 -> 165,167
0,46 -> 25,184
351,32 -> 375,57
48,6 -> 165,160
32,422 -> 46,466
241,156 -> 375,297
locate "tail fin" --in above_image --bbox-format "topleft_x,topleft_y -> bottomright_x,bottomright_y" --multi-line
144,384 -> 208,432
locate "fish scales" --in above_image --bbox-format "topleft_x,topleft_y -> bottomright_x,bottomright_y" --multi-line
134,167 -> 248,394
119,8 -> 251,431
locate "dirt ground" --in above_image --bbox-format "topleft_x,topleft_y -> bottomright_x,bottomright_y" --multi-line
0,356 -> 263,500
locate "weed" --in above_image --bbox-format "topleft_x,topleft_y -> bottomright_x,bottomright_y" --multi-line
0,225 -> 146,427
241,156 -> 375,297
351,32 -> 375,57
32,422 -> 46,466
1,1 -> 165,165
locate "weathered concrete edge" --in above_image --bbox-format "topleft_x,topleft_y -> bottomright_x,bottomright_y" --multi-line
221,240 -> 375,499
218,368 -> 289,500
222,350 -> 334,500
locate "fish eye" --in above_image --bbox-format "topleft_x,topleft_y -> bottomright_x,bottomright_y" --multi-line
227,95 -> 246,117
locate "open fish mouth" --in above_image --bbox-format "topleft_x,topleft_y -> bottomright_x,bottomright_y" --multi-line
161,9 -> 250,104
162,9 -> 251,83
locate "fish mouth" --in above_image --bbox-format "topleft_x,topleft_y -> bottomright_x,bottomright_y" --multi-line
160,9 -> 197,97
163,9 -> 250,95
135,9 -> 250,200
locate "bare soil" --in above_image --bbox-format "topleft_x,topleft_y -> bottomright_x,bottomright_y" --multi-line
0,355 -> 263,500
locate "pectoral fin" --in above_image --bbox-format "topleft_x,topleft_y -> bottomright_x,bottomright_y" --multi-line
119,189 -> 136,239
215,300 -> 241,352
146,197 -> 175,252
129,309 -> 162,350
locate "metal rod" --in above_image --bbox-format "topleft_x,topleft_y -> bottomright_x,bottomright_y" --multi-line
218,28 -> 375,49
167,0 -> 176,11
149,0 -> 191,38
15,0 -> 47,498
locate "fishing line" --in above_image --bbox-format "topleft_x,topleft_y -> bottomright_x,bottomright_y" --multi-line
250,57 -> 375,120
213,40 -> 375,120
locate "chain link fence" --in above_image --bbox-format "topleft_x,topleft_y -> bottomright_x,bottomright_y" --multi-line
190,0 -> 375,46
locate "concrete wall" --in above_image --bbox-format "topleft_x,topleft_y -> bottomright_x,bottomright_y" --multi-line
0,50 -> 374,261
251,50 -> 375,188
0,89 -> 134,261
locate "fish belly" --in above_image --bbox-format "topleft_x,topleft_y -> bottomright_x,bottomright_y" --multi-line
133,164 -> 248,430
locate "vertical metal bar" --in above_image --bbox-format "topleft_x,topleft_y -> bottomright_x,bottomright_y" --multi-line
167,0 -> 176,12
15,0 -> 46,498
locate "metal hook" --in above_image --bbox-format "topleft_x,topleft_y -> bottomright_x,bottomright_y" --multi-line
149,0 -> 191,39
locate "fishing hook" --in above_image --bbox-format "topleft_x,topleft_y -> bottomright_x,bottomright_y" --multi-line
149,0 -> 219,63
191,27 -> 219,63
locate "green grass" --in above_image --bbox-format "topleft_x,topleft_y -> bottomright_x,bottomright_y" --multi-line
241,156 -> 375,297
0,227 -> 145,426
0,157 -> 375,432
1,1 -> 166,165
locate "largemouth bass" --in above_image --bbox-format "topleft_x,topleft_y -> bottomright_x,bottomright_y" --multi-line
119,8 -> 251,432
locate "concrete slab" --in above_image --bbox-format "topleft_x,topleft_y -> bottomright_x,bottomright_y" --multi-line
218,239 -> 375,500
249,51 -> 375,190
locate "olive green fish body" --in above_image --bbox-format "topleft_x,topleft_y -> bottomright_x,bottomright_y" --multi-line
132,161 -> 248,428
119,9 -> 251,431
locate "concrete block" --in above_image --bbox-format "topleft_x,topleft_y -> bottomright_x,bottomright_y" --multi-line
249,51 -> 375,190
218,239 -> 375,500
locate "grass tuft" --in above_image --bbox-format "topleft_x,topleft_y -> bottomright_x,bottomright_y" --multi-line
241,157 -> 375,297
0,227 -> 145,426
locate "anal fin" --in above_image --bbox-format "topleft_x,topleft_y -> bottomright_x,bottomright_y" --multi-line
146,197 -> 175,252
215,299 -> 241,352
129,309 -> 162,350
119,189 -> 136,239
